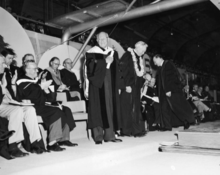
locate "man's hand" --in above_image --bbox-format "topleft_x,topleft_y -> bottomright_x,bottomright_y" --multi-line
40,79 -> 52,90
126,86 -> 132,93
166,91 -> 171,97
59,84 -> 67,91
11,70 -> 18,85
0,63 -> 5,74
192,96 -> 199,101
105,56 -> 113,64
2,73 -> 7,88
38,72 -> 47,81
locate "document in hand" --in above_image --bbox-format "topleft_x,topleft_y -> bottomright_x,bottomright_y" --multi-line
9,100 -> 34,106
143,94 -> 159,103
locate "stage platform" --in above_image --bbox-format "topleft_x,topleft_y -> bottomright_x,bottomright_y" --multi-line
1,126 -> 220,175
159,121 -> 220,155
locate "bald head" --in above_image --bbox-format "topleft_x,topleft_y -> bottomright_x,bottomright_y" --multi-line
63,58 -> 73,70
134,41 -> 148,56
97,32 -> 109,49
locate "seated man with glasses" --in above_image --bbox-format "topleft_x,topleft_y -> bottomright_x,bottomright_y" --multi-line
43,57 -> 79,101
60,58 -> 81,100
17,53 -> 43,79
17,62 -> 78,151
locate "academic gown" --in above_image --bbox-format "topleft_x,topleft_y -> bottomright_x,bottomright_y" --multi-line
60,68 -> 80,92
43,69 -> 76,101
157,61 -> 194,129
17,76 -> 75,131
86,46 -> 120,131
118,51 -> 145,135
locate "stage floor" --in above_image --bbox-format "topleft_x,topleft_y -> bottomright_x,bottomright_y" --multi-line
0,124 -> 220,175
182,121 -> 220,133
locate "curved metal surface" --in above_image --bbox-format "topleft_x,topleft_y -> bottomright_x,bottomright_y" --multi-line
62,0 -> 207,43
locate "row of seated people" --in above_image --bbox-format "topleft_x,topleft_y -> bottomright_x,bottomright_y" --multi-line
0,48 -> 82,160
186,84 -> 217,123
140,73 -> 217,131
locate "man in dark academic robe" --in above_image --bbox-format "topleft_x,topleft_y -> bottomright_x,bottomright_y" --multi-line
17,53 -> 43,80
60,58 -> 80,92
60,58 -> 82,101
153,54 -> 195,130
118,41 -> 148,137
17,62 -> 77,151
141,73 -> 160,131
85,32 -> 121,144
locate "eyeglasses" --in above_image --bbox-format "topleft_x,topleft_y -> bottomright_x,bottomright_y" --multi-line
25,60 -> 35,63
27,68 -> 38,71
65,62 -> 73,65
53,63 -> 60,66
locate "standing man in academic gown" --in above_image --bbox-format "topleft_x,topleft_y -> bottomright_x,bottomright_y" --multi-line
153,54 -> 194,130
118,41 -> 148,137
85,32 -> 122,144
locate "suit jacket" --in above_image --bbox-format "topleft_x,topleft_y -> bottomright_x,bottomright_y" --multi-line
4,65 -> 18,99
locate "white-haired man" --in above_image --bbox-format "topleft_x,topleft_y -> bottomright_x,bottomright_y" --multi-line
117,41 -> 148,137
85,32 -> 122,144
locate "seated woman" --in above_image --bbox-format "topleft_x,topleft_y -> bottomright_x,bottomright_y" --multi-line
43,57 -> 79,101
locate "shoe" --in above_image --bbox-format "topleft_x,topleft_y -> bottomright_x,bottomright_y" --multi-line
30,147 -> 44,154
95,141 -> 102,145
134,131 -> 147,137
104,139 -> 122,143
0,130 -> 15,141
47,143 -> 66,152
58,141 -> 78,147
119,133 -> 132,137
9,148 -> 29,158
184,121 -> 190,130
159,128 -> 172,132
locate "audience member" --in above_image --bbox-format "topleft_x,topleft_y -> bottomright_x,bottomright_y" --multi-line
190,84 -> 211,121
60,58 -> 82,100
0,54 -> 44,158
43,57 -> 76,101
1,48 -> 18,99
141,73 -> 159,131
17,53 -> 42,79
17,62 -> 78,151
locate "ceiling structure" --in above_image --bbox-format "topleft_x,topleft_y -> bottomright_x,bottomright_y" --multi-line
46,0 -> 220,76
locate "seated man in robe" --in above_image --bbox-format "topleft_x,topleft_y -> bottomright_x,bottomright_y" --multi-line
141,73 -> 157,131
60,58 -> 82,100
43,57 -> 75,101
17,62 -> 78,152
17,53 -> 43,79
0,54 -> 44,158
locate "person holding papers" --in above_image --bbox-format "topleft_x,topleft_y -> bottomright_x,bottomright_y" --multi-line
17,62 -> 77,152
0,54 -> 44,158
153,54 -> 194,130
141,73 -> 160,131
43,57 -> 78,101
